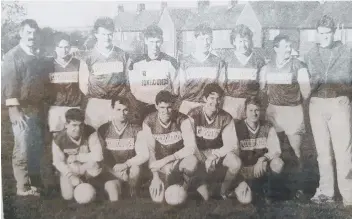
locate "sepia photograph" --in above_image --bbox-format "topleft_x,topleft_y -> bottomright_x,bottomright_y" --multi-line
1,0 -> 352,218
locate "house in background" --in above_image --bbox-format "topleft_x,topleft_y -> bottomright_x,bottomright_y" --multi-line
299,1 -> 352,56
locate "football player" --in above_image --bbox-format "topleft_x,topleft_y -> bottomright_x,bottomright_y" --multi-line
128,25 -> 178,124
223,24 -> 265,120
231,96 -> 284,204
175,23 -> 226,115
52,109 -> 103,201
188,83 -> 241,200
143,91 -> 198,204
259,34 -> 310,200
305,15 -> 352,206
97,97 -> 148,201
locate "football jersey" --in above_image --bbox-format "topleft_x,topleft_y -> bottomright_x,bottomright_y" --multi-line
54,124 -> 95,159
128,52 -> 178,104
47,56 -> 84,106
235,120 -> 271,166
188,106 -> 232,151
178,53 -> 226,103
263,58 -> 305,106
82,46 -> 129,99
225,51 -> 265,98
98,122 -> 142,167
144,111 -> 187,160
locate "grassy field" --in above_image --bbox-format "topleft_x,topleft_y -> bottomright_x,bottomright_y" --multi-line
2,107 -> 352,219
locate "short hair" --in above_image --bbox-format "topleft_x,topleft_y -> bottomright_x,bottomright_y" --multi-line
93,17 -> 115,33
244,96 -> 261,110
316,15 -> 336,32
203,83 -> 224,98
65,108 -> 85,123
230,24 -> 253,44
194,23 -> 213,39
144,24 -> 163,39
273,34 -> 291,48
155,90 -> 175,105
53,32 -> 71,47
20,19 -> 39,30
111,96 -> 130,109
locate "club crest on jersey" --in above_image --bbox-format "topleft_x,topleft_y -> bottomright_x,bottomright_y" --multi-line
240,138 -> 267,150
154,131 -> 182,145
63,148 -> 79,155
142,78 -> 169,86
106,138 -> 135,151
196,127 -> 221,140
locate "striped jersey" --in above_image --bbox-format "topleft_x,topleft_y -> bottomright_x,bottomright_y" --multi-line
262,58 -> 306,106
47,56 -> 84,106
98,122 -> 142,167
143,111 -> 187,160
128,53 -> 178,104
81,46 -> 129,99
225,51 -> 265,98
188,106 -> 232,151
235,120 -> 271,166
177,53 -> 226,103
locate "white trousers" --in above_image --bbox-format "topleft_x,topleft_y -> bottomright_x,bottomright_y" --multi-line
309,96 -> 352,204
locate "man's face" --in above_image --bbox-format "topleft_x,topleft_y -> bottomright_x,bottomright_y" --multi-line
245,104 -> 260,123
145,37 -> 162,57
156,102 -> 173,123
195,34 -> 212,53
203,92 -> 221,112
274,39 -> 292,60
65,120 -> 84,140
95,27 -> 113,48
19,24 -> 38,47
317,27 -> 334,48
233,35 -> 251,54
111,102 -> 129,123
55,39 -> 71,59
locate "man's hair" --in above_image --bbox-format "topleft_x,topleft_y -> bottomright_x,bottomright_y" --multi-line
203,83 -> 224,98
65,108 -> 85,123
155,90 -> 175,105
273,34 -> 291,48
244,96 -> 261,110
194,23 -> 213,39
230,24 -> 253,44
111,96 -> 130,109
53,32 -> 71,47
20,19 -> 39,30
144,24 -> 163,39
93,17 -> 115,33
316,15 -> 336,33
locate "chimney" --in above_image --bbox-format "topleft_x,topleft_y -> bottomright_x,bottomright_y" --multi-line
228,0 -> 238,9
137,3 -> 145,15
117,5 -> 124,14
198,1 -> 210,14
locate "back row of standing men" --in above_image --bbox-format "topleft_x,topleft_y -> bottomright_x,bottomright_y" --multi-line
2,15 -> 352,206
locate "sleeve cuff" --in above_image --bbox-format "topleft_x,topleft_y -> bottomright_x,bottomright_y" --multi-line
6,98 -> 20,106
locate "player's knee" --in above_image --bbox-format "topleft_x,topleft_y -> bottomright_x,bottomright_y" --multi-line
60,176 -> 74,200
224,153 -> 242,174
180,155 -> 198,174
104,180 -> 121,202
129,165 -> 140,178
270,158 -> 284,174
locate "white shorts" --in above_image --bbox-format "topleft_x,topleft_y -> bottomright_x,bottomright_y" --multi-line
85,98 -> 112,129
48,106 -> 79,132
179,100 -> 203,115
266,104 -> 305,135
222,96 -> 246,120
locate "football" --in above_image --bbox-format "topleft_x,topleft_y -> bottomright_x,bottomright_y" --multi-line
74,183 -> 96,204
164,184 -> 187,206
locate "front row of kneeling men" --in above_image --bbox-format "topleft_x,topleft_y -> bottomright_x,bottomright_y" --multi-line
53,83 -> 283,205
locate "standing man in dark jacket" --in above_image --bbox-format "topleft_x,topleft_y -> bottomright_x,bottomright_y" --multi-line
305,15 -> 352,207
2,19 -> 50,196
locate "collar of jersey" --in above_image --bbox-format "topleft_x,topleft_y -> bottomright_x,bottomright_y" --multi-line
112,121 -> 128,135
68,134 -> 82,146
244,119 -> 260,134
235,51 -> 252,66
192,52 -> 211,63
145,53 -> 163,62
202,107 -> 217,125
20,43 -> 35,56
158,115 -> 172,129
95,45 -> 114,58
275,57 -> 291,69
55,55 -> 73,69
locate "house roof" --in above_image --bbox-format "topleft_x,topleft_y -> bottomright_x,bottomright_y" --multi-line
114,10 -> 161,32
168,8 -> 194,30
300,2 -> 352,29
250,1 -> 319,29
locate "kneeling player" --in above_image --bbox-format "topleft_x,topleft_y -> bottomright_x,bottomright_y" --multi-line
188,83 -> 241,200
143,91 -> 198,204
98,97 -> 149,201
52,109 -> 103,201
232,96 -> 284,204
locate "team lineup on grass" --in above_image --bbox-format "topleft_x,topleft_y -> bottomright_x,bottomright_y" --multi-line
1,14 -> 352,210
